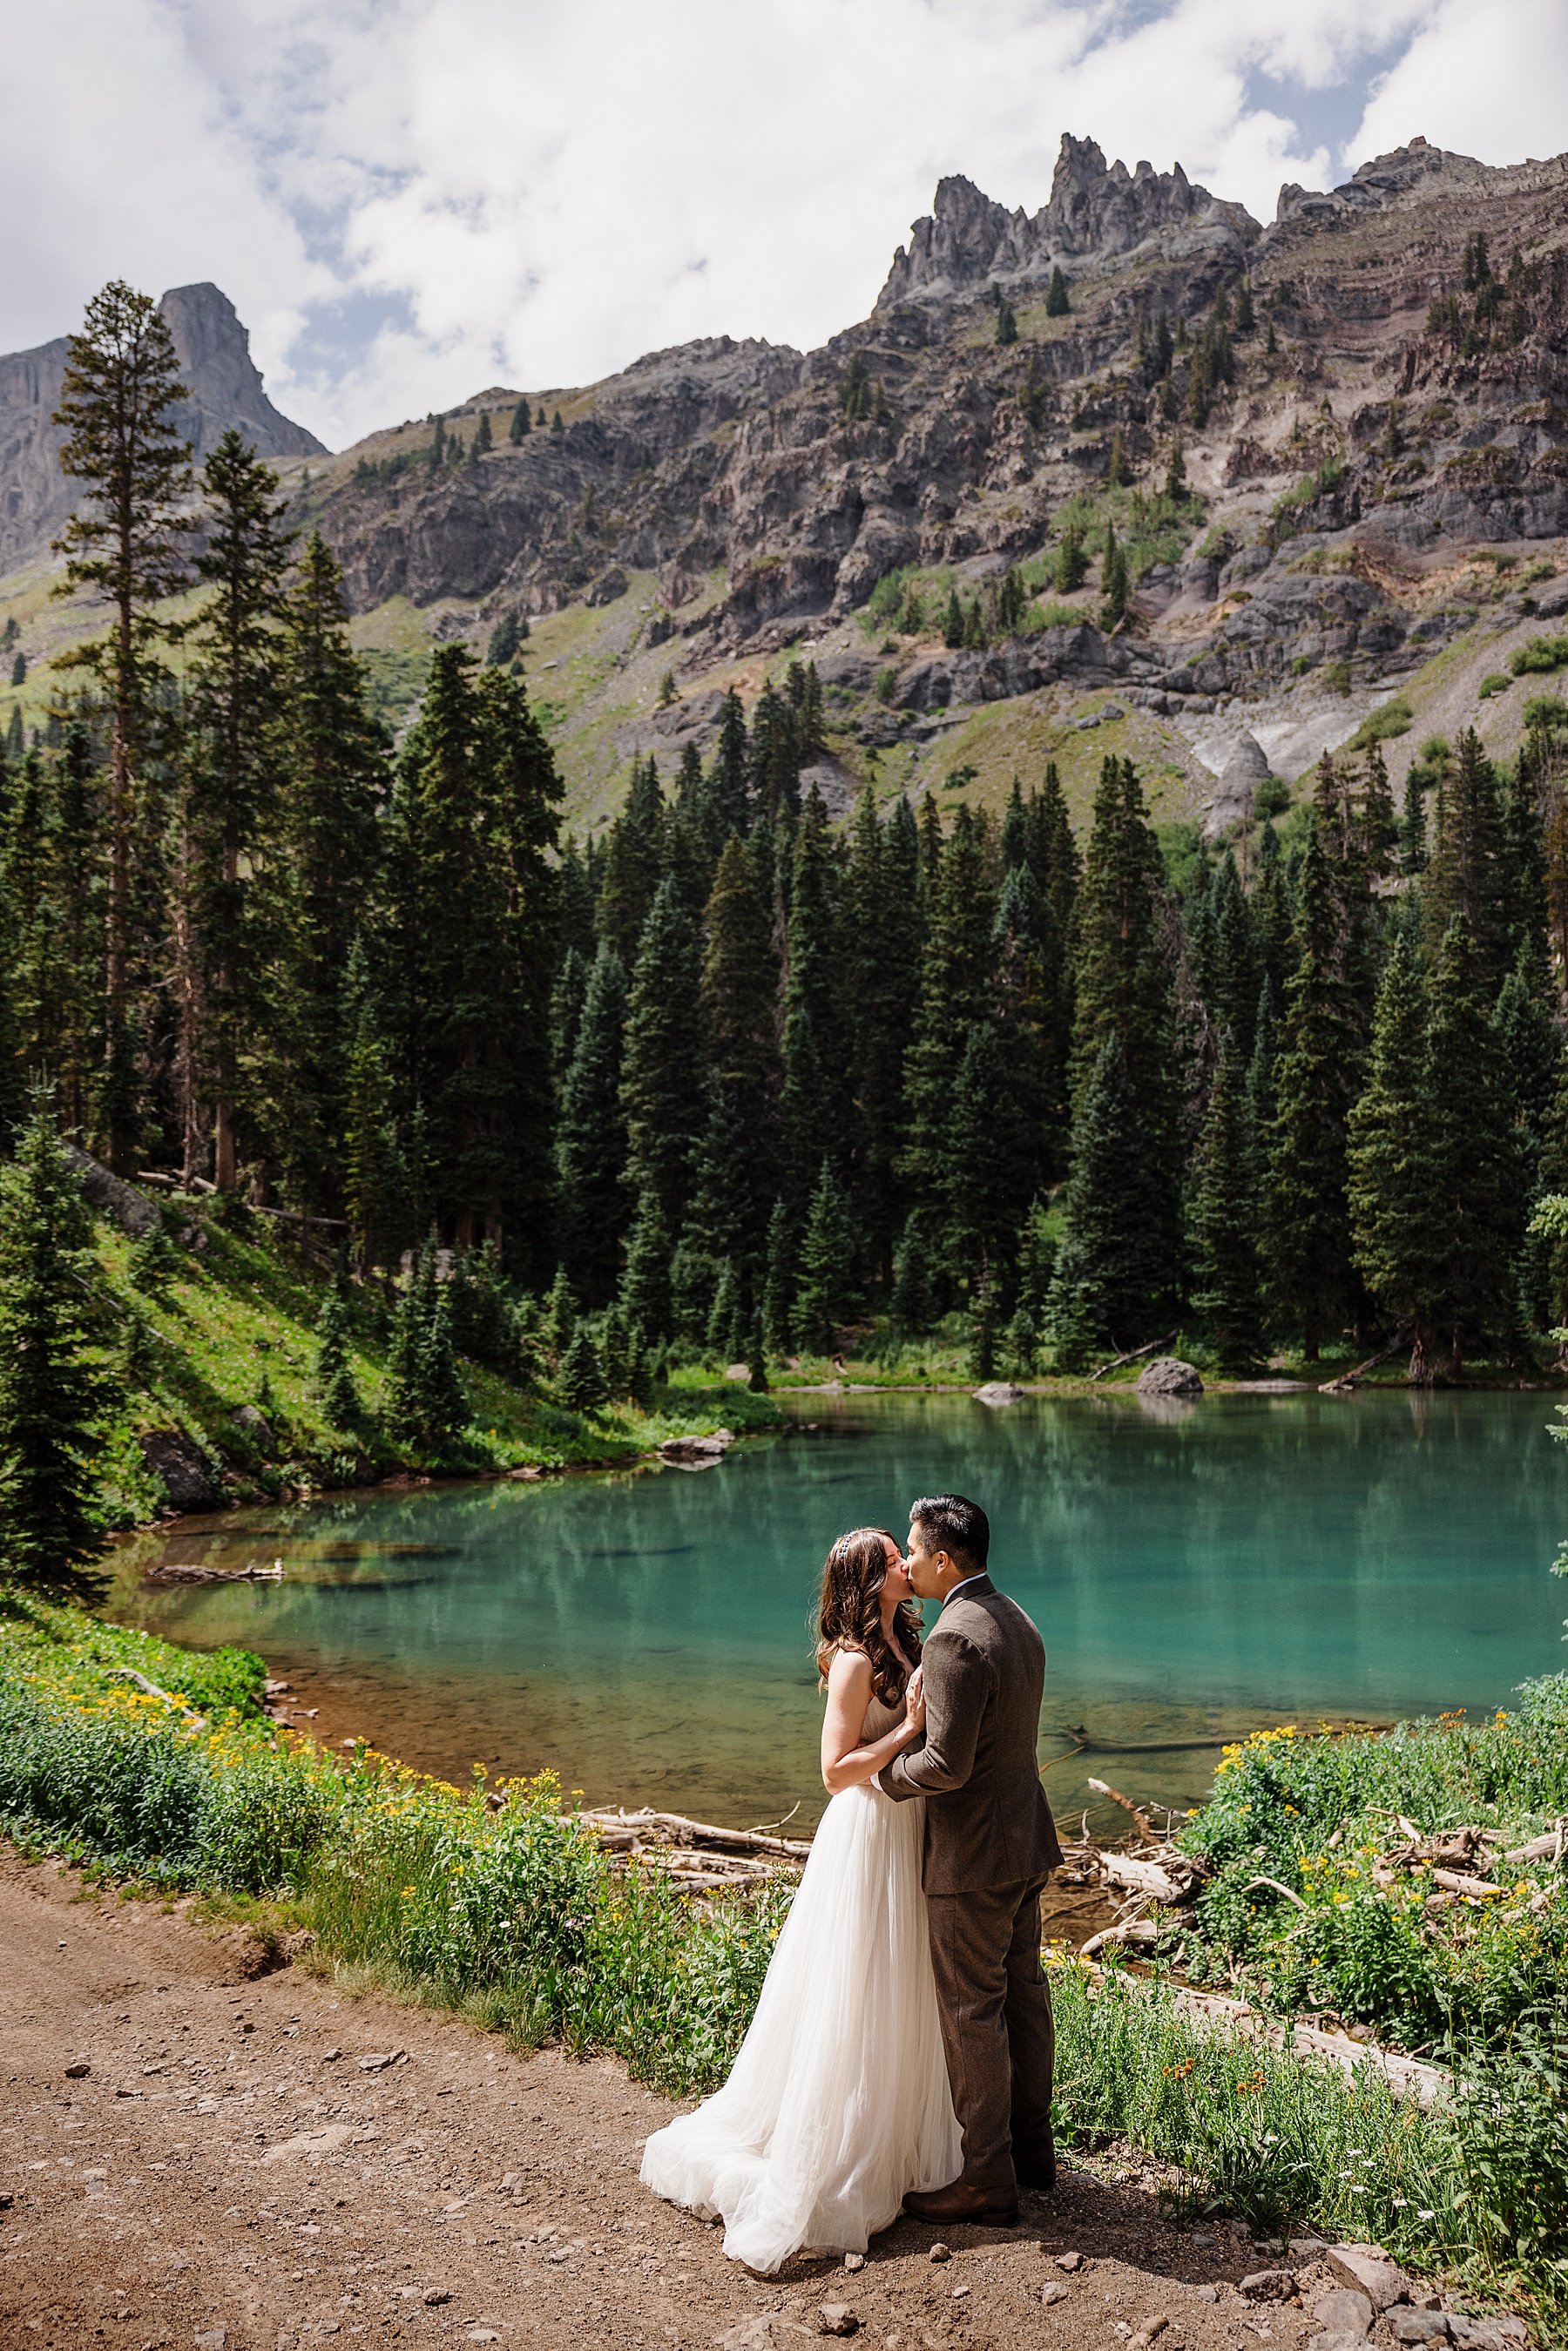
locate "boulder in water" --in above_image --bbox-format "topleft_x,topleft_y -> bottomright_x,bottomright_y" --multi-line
1136,1356 -> 1204,1398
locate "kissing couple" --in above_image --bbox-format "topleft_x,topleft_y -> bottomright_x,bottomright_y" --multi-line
641,1492 -> 1064,2274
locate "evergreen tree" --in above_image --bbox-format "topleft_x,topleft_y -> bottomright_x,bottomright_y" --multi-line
943,587 -> 964,649
555,941 -> 628,1302
1054,524 -> 1089,595
1347,931 -> 1436,1377
1423,726 -> 1508,986
340,945 -> 406,1273
179,429 -> 295,1189
995,296 -> 1018,347
1262,812 -> 1372,1360
781,793 -> 848,1210
686,834 -> 780,1301
762,1194 -> 797,1354
272,532 -> 386,1207
620,874 -> 703,1237
557,1319 -> 608,1414
52,281 -> 194,1167
1046,267 -> 1071,317
597,755 -> 666,961
314,1249 -> 362,1427
1494,948 -> 1558,1174
706,690 -> 750,840
1425,915 -> 1527,1373
891,1211 -> 936,1334
0,1100 -> 112,1596
620,1187 -> 672,1342
379,646 -> 561,1265
510,398 -> 531,443
793,1160 -> 856,1352
1190,1032 -> 1264,1371
1048,1035 -> 1176,1352
900,807 -> 998,1282
384,1244 -> 467,1450
473,410 -> 493,456
1204,848 -> 1260,1056
844,791 -> 919,1279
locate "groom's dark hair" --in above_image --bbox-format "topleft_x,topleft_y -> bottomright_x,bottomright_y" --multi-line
910,1493 -> 989,1574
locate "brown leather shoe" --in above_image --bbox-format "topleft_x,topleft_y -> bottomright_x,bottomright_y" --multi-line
902,2181 -> 1019,2227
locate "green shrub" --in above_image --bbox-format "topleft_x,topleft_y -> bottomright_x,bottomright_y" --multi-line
874,665 -> 897,705
1348,698 -> 1414,747
1179,1686 -> 1568,2053
1253,777 -> 1290,821
1509,636 -> 1568,677
1477,672 -> 1512,699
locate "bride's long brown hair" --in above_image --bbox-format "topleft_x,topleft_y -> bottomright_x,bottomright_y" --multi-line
814,1526 -> 923,1706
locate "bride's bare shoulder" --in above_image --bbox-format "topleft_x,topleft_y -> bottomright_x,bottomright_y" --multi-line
825,1642 -> 874,1683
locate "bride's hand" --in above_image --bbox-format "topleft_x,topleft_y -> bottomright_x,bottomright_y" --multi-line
902,1666 -> 926,1739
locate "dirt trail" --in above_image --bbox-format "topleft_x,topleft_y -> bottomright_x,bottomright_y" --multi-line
1,1846 -> 1341,2351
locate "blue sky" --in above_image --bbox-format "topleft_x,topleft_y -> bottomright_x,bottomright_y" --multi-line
6,0 -> 1567,451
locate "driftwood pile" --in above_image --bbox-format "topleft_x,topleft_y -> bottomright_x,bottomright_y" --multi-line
1369,1816 -> 1565,1907
571,1806 -> 812,1894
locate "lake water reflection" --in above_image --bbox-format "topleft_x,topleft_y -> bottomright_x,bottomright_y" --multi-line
113,1388 -> 1568,1834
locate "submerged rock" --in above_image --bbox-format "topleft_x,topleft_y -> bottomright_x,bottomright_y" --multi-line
973,1382 -> 1024,1406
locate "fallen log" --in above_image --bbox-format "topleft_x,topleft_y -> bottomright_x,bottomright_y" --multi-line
146,1562 -> 283,1584
1090,1331 -> 1178,1383
1080,1921 -> 1166,1958
1430,1868 -> 1504,1899
1076,1962 -> 1447,2108
1504,1823 -> 1565,1865
1086,1776 -> 1165,1841
106,1666 -> 205,1725
1318,1323 -> 1412,1394
1101,1853 -> 1199,1907
574,1805 -> 811,1861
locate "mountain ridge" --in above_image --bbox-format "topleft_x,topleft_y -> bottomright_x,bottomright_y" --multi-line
0,281 -> 323,578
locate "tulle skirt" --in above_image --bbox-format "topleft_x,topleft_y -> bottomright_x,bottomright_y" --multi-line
639,1780 -> 961,2272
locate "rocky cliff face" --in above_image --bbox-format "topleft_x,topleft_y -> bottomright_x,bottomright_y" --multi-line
308,128 -> 1568,719
875,136 -> 1258,308
0,281 -> 323,576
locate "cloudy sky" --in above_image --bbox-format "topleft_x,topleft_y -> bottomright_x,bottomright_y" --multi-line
7,0 -> 1567,451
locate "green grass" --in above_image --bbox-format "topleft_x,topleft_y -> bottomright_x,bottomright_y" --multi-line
0,1590 -> 1560,2326
1348,696 -> 1415,747
92,1197 -> 780,1518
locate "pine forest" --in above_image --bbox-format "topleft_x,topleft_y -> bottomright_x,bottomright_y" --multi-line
10,280 -> 1568,1429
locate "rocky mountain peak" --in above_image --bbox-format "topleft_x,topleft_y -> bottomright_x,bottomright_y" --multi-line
0,282 -> 323,577
876,133 -> 1259,311
159,282 -> 326,466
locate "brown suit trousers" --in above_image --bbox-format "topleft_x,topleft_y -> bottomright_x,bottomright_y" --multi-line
880,1577 -> 1061,2195
925,1875 -> 1055,2193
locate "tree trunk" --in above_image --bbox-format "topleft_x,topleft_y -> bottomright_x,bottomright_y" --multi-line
104,584 -> 135,1173
1407,1314 -> 1436,1386
172,817 -> 206,1186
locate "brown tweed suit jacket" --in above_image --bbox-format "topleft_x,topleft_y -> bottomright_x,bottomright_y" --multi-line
879,1575 -> 1063,1895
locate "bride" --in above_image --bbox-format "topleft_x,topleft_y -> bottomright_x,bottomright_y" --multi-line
639,1527 -> 961,2273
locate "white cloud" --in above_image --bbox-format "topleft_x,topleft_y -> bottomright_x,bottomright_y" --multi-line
1,0 -> 1557,450
1348,0 -> 1568,171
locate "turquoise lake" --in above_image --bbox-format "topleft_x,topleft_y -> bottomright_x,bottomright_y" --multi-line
116,1388 -> 1568,1834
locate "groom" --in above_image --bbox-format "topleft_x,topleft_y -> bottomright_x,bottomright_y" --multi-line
880,1492 -> 1063,2226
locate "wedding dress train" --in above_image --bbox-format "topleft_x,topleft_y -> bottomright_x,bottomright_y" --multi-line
639,1694 -> 960,2273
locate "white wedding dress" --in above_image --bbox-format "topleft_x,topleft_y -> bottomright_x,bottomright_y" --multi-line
639,1688 -> 961,2273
